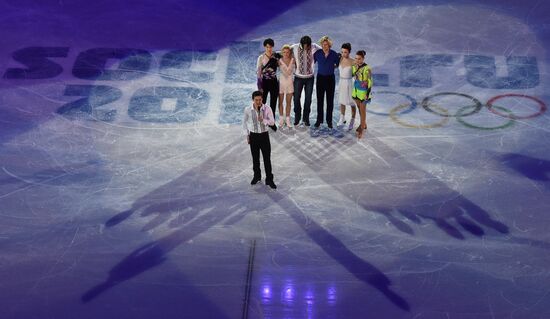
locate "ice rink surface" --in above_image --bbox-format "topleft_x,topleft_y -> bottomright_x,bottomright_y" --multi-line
1,0 -> 550,318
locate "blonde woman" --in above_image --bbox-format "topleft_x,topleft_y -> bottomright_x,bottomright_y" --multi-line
278,44 -> 295,128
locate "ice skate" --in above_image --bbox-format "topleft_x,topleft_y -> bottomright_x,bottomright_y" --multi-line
348,118 -> 355,131
337,116 -> 346,128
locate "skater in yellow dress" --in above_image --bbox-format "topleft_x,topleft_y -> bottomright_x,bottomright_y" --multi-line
351,50 -> 373,139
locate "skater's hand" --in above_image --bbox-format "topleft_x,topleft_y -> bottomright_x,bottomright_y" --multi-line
258,114 -> 263,122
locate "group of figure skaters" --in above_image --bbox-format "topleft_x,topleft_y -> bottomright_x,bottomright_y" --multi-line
242,35 -> 373,189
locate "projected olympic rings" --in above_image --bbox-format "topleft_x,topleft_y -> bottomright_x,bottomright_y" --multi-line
366,91 -> 417,116
486,94 -> 547,120
390,103 -> 449,129
377,91 -> 547,130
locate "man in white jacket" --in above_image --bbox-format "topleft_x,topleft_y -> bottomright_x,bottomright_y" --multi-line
242,90 -> 277,189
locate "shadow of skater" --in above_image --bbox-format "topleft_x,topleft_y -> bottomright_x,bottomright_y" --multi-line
488,152 -> 550,250
82,239 -> 168,302
82,208 -> 240,307
83,141 -> 260,303
104,142 -> 247,229
86,137 -> 411,311
275,132 -> 509,240
499,153 -> 550,184
264,188 -> 410,311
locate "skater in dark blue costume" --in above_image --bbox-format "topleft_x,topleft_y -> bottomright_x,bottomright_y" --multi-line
313,35 -> 340,134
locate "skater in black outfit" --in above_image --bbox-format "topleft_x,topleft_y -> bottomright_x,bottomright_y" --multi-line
257,38 -> 279,130
242,91 -> 277,189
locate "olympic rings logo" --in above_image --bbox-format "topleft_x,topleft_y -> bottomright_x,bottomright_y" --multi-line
368,91 -> 547,130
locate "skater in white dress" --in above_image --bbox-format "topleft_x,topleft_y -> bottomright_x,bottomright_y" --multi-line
278,45 -> 295,128
337,43 -> 356,130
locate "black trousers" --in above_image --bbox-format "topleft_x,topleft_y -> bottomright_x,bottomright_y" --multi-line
315,74 -> 336,127
249,132 -> 273,182
293,76 -> 314,125
261,78 -> 278,117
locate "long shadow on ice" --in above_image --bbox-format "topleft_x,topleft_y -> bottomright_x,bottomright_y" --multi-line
89,128 -> 514,309
490,152 -> 550,249
262,187 -> 411,311
83,142 -> 254,306
275,131 -> 509,240
498,153 -> 550,185
87,138 -> 410,311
